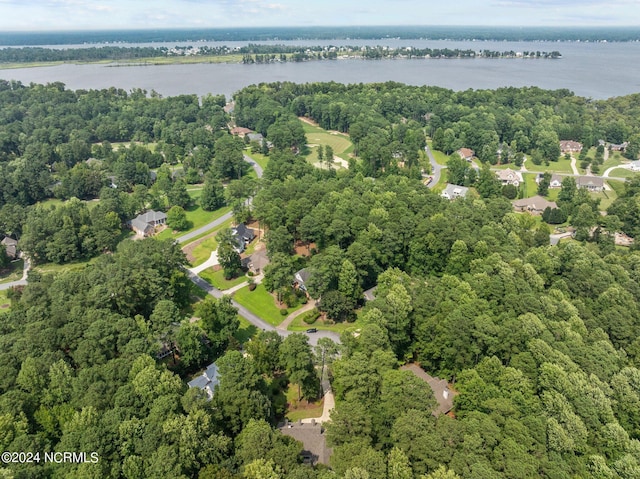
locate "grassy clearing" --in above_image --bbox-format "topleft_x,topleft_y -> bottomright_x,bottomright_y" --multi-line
0,289 -> 11,314
288,312 -> 364,333
156,203 -> 232,242
608,180 -> 626,197
0,259 -> 24,284
233,284 -> 300,327
521,173 -> 539,198
285,384 -> 324,422
199,268 -> 247,291
33,256 -> 99,275
234,315 -> 258,344
602,151 -> 626,170
301,121 -> 354,164
593,188 -> 618,211
609,168 -> 638,179
525,159 -> 574,174
245,151 -> 270,171
426,141 -> 450,166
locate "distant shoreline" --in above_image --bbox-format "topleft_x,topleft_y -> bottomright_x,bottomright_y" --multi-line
0,25 -> 638,46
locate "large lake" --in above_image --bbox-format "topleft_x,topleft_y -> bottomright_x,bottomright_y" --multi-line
2,39 -> 639,99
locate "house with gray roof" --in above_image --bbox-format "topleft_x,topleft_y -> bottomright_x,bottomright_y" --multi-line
512,196 -> 558,215
576,176 -> 604,192
294,268 -> 311,292
279,421 -> 332,466
231,223 -> 256,253
401,364 -> 456,416
247,133 -> 264,143
1,236 -> 18,259
128,210 -> 167,237
441,183 -> 469,200
187,362 -> 220,400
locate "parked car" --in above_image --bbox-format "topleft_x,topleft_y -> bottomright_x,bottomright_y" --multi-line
306,328 -> 318,333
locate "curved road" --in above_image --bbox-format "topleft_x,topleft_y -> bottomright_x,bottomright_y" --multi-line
182,154 -> 340,346
425,144 -> 442,188
0,257 -> 29,291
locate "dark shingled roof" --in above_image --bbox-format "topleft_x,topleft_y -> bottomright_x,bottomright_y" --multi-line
401,364 -> 456,416
278,421 -> 332,466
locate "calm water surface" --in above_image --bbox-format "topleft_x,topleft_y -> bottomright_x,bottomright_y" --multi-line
2,40 -> 639,99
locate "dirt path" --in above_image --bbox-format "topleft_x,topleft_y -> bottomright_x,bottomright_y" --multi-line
299,116 -> 319,126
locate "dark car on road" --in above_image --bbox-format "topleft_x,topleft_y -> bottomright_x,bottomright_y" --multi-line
306,328 -> 317,333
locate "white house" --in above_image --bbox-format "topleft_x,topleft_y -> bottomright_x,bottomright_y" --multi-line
441,183 -> 469,200
496,168 -> 523,187
187,362 -> 220,400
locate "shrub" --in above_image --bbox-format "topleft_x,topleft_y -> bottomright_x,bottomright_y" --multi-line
302,308 -> 321,324
248,283 -> 257,291
280,309 -> 289,316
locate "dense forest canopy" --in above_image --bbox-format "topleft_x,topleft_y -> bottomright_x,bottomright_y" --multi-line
1,81 -> 640,478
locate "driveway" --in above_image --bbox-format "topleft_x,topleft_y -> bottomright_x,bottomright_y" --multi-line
0,257 -> 29,291
425,144 -> 442,188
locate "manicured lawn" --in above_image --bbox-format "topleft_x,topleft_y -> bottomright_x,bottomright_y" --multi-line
525,158 -> 574,174
0,259 -> 24,284
156,203 -> 232,242
0,289 -> 10,314
592,188 -> 618,211
288,312 -> 364,333
245,151 -> 270,171
608,168 -> 638,179
234,315 -> 258,344
285,384 -> 324,422
426,141 -> 450,166
301,121 -> 354,164
602,151 -> 626,171
521,173 -> 539,198
233,284 -> 299,327
199,268 -> 247,290
608,179 -> 626,197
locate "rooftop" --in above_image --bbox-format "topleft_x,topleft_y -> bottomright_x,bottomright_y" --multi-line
401,364 -> 456,416
278,421 -> 331,466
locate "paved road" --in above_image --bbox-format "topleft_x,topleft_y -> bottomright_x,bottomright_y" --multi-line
425,144 -> 442,188
187,271 -> 341,346
176,154 -> 263,244
0,257 -> 29,291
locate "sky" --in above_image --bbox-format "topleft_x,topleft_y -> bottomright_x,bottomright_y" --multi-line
0,0 -> 638,31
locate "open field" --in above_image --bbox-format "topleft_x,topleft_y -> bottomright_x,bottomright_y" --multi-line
156,199 -> 231,242
592,188 -> 618,211
0,259 -> 24,284
602,151 -> 626,171
233,283 -> 300,327
301,121 -> 354,164
33,256 -> 101,275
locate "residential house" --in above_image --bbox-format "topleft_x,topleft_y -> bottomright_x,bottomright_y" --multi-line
577,176 -> 604,192
294,268 -> 311,292
560,140 -> 583,153
128,210 -> 167,237
1,236 -> 18,259
401,364 -> 456,416
496,168 -> 523,187
512,196 -> 558,215
187,362 -> 220,400
231,223 -> 256,253
457,148 -> 475,162
611,142 -> 629,152
536,173 -> 564,189
247,133 -> 264,143
230,126 -> 252,137
223,101 -> 235,114
441,183 -> 469,200
279,421 -> 332,466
